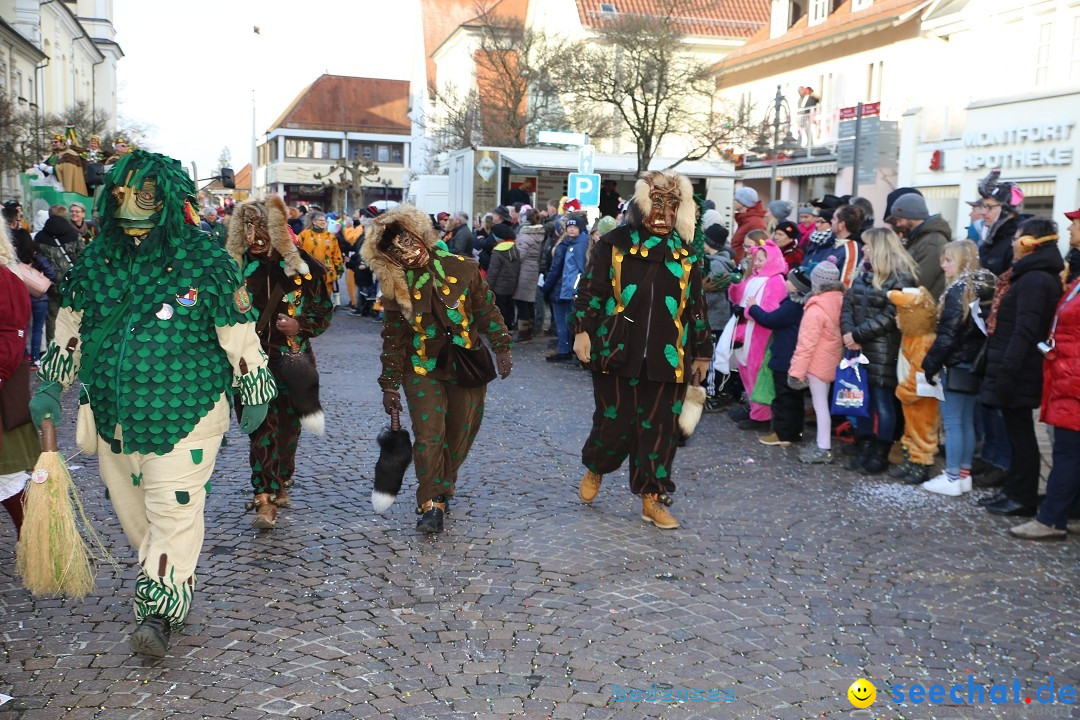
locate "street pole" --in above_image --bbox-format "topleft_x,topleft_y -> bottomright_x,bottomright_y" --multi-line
770,85 -> 782,203
851,102 -> 863,196
251,89 -> 258,201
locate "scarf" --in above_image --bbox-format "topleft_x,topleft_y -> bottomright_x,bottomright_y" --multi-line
986,267 -> 1013,336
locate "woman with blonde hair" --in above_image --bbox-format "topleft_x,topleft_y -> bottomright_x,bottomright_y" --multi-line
920,240 -> 996,495
840,227 -> 918,474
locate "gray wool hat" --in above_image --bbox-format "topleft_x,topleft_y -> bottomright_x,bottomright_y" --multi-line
768,199 -> 794,220
734,187 -> 759,207
890,193 -> 930,220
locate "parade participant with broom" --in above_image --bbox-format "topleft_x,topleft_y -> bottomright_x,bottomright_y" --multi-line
362,205 -> 513,533
0,223 -> 38,538
29,150 -> 276,657
226,195 -> 333,529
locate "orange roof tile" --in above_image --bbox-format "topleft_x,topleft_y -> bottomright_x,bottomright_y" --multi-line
269,75 -> 410,135
575,0 -> 769,38
714,0 -> 930,71
420,0 -> 485,88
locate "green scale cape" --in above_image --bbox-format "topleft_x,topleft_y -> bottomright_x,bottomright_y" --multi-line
55,153 -> 251,455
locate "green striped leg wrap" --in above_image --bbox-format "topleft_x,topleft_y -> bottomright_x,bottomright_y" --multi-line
134,570 -> 194,631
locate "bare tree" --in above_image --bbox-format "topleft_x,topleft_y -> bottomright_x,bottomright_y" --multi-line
557,0 -> 754,173
314,157 -> 381,213
0,95 -> 46,178
217,146 -> 232,172
43,100 -> 110,148
420,2 -> 609,155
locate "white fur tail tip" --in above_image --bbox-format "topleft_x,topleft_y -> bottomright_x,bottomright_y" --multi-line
297,260 -> 310,275
300,410 -> 325,435
371,491 -> 396,513
678,385 -> 707,438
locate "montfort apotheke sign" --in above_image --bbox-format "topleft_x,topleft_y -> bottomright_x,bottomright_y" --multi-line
963,121 -> 1076,170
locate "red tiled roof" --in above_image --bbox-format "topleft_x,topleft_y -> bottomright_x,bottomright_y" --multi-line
269,75 -> 410,135
420,0 -> 486,87
714,0 -> 929,71
575,0 -> 769,38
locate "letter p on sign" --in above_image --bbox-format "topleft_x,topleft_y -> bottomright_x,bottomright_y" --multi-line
568,173 -> 601,207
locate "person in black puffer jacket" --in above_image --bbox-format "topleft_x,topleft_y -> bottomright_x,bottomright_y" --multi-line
920,240 -> 995,496
840,227 -> 919,474
33,205 -> 83,344
979,217 -> 1065,517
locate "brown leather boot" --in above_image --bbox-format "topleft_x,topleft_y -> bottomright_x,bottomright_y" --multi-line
273,486 -> 291,508
252,493 -> 277,529
579,470 -> 603,503
641,494 -> 678,529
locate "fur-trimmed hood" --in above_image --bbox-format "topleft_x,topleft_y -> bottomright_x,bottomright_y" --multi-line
226,194 -> 309,276
361,205 -> 445,318
624,169 -> 695,242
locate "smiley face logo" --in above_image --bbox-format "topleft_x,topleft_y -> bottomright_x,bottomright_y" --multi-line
847,679 -> 876,708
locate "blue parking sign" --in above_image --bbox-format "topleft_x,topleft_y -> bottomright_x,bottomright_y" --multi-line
568,173 -> 601,207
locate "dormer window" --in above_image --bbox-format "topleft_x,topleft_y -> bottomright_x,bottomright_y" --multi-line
600,2 -> 616,13
808,0 -> 828,26
852,0 -> 873,9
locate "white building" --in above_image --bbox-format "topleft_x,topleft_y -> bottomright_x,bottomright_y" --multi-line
1,0 -> 122,124
254,75 -> 412,212
898,0 -> 1080,243
712,0 -> 968,218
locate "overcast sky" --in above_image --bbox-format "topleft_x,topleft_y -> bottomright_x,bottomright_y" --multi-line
113,0 -> 421,183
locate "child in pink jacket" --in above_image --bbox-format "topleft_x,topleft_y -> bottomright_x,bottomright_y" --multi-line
730,241 -> 789,426
788,258 -> 846,463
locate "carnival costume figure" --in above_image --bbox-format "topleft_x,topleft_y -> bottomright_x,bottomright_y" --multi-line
226,195 -> 333,529
39,133 -> 89,196
29,151 -> 276,657
571,170 -> 713,529
363,206 -> 513,534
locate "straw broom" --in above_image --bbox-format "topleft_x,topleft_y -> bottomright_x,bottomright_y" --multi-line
15,418 -> 96,599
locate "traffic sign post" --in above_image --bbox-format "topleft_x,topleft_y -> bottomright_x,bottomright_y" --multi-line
568,173 -> 601,207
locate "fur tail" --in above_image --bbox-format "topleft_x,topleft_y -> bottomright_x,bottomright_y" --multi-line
373,427 -> 412,513
300,410 -> 324,435
678,384 -> 707,439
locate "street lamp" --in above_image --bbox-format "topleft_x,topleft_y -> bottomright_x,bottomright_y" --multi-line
761,85 -> 798,204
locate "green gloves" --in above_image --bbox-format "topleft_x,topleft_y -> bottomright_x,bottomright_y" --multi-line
29,382 -> 62,429
239,402 -> 269,434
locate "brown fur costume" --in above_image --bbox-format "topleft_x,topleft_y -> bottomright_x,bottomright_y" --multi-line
225,195 -> 309,277
360,205 -> 442,319
889,287 -> 940,466
624,169 -> 696,241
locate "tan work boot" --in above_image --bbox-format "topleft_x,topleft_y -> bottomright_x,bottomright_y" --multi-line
641,494 -> 678,529
579,470 -> 603,504
252,493 -> 277,529
273,486 -> 291,508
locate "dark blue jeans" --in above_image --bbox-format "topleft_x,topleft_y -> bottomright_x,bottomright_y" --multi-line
552,300 -> 574,354
976,402 -> 1011,469
1037,426 -> 1080,529
855,384 -> 898,441
27,295 -> 48,362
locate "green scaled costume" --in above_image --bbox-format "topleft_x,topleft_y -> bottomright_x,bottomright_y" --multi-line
36,150 -> 276,650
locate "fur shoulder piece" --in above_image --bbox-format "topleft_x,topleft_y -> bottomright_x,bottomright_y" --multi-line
361,205 -> 441,317
626,169 -> 696,243
226,195 -> 309,276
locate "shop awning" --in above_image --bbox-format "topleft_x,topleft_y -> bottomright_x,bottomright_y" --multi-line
1017,180 -> 1056,197
737,160 -> 838,180
918,185 -> 959,200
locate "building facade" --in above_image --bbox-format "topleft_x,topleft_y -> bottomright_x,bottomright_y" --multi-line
254,75 -> 412,213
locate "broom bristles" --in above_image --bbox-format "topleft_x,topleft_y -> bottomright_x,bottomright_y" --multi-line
15,451 -> 97,599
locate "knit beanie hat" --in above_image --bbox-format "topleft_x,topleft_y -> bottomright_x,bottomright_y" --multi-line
595,215 -> 617,235
788,266 -> 812,294
768,199 -> 793,221
734,187 -> 758,207
798,206 -> 816,218
811,256 -> 841,291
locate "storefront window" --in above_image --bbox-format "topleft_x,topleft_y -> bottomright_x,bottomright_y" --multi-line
377,145 -> 390,162
285,139 -> 340,159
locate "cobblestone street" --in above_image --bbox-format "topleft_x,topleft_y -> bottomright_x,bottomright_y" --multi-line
2,313 -> 1079,720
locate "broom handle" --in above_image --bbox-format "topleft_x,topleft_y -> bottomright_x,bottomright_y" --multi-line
391,408 -> 401,432
41,417 -> 58,453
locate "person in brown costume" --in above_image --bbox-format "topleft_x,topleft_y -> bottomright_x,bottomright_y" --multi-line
363,205 -> 513,534
571,170 -> 713,529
